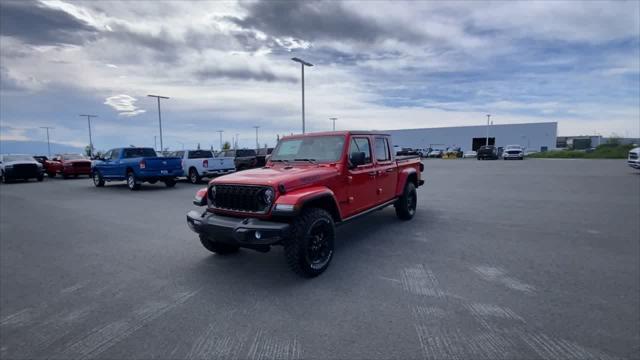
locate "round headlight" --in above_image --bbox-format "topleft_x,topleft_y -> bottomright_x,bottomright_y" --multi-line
208,185 -> 216,203
263,188 -> 274,205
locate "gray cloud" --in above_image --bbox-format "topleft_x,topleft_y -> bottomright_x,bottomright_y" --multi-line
230,0 -> 420,44
194,66 -> 296,83
0,0 -> 99,45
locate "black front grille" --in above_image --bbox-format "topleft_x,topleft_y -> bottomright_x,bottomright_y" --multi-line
507,151 -> 521,154
73,162 -> 91,168
630,153 -> 638,160
11,164 -> 39,177
211,185 -> 269,213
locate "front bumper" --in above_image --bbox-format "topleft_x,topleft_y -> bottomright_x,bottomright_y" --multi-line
138,169 -> 183,179
4,167 -> 43,179
63,167 -> 92,175
628,160 -> 640,169
186,210 -> 290,246
201,168 -> 235,177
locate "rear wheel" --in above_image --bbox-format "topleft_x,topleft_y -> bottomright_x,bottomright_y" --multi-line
127,172 -> 141,190
199,235 -> 239,254
284,208 -> 335,278
395,182 -> 417,220
93,171 -> 105,187
189,168 -> 201,184
164,179 -> 176,188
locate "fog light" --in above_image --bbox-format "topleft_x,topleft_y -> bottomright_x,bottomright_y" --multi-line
255,231 -> 262,239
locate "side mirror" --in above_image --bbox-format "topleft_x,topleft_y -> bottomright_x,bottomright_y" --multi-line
349,152 -> 366,168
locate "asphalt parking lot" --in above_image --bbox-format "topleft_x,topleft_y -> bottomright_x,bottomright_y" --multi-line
1,159 -> 638,359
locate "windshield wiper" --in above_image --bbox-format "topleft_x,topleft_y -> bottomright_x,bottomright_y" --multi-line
294,158 -> 317,164
270,159 -> 290,164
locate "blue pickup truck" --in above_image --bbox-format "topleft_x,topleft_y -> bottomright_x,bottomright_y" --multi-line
91,147 -> 183,190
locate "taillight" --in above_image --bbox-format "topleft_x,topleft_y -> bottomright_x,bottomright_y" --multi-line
139,160 -> 146,169
203,160 -> 208,168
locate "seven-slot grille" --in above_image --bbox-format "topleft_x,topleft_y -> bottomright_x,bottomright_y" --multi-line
210,184 -> 270,213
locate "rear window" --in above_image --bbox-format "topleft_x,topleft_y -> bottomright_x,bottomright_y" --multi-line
123,148 -> 157,158
236,149 -> 256,157
188,150 -> 212,159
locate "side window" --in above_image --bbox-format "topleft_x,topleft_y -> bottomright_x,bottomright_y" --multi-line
349,137 -> 372,164
375,138 -> 390,162
110,149 -> 120,160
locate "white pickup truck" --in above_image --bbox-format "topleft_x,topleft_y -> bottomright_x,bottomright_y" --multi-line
170,149 -> 235,184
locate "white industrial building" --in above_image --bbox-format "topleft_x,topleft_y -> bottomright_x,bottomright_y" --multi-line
386,121 -> 557,152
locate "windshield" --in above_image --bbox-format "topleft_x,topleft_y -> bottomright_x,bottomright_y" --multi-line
123,148 -> 157,158
271,135 -> 345,162
3,155 -> 34,162
62,154 -> 86,160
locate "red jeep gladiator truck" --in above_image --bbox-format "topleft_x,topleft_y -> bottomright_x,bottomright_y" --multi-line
187,131 -> 424,277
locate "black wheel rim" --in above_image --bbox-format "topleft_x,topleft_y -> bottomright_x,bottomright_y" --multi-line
305,219 -> 333,269
407,190 -> 416,215
128,175 -> 135,188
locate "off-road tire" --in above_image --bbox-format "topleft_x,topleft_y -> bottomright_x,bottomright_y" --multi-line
164,179 -> 176,188
37,174 -> 44,182
93,171 -> 105,187
199,235 -> 239,254
284,208 -> 335,278
127,171 -> 141,190
189,168 -> 201,184
395,181 -> 417,220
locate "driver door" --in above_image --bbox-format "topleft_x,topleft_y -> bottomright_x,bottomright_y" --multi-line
345,136 -> 378,217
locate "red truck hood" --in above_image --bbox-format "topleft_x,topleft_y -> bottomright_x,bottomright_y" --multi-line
210,164 -> 340,192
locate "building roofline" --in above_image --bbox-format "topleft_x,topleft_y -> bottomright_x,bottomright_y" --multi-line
385,121 -> 558,132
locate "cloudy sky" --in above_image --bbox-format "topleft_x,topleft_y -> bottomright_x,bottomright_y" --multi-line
1,0 -> 638,151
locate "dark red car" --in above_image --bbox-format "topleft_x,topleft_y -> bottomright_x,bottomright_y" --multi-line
44,154 -> 92,178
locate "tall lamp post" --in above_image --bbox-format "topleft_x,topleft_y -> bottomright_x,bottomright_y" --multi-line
217,130 -> 224,151
485,114 -> 491,146
329,117 -> 338,131
253,126 -> 260,149
148,94 -> 169,152
80,114 -> 97,157
40,126 -> 54,157
291,57 -> 313,134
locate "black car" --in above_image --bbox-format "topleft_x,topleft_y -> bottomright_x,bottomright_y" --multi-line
477,145 -> 499,160
255,147 -> 274,167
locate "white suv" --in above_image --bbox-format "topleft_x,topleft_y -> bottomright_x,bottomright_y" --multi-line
628,147 -> 640,169
503,145 -> 524,160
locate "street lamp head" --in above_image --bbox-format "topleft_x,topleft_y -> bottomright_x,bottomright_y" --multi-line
291,57 -> 313,67
147,94 -> 170,99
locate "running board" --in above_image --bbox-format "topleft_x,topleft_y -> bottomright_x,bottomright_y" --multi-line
338,198 -> 398,225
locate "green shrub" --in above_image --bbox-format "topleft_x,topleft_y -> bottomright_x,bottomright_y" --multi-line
529,144 -> 633,159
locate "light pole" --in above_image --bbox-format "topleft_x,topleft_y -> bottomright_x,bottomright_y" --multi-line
485,114 -> 491,146
148,94 -> 169,152
235,133 -> 239,149
253,126 -> 260,149
154,136 -> 157,151
291,57 -> 313,134
40,126 -> 54,157
329,117 -> 338,131
80,114 -> 97,157
216,130 -> 224,151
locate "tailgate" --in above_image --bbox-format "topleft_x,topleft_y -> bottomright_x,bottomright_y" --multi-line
143,157 -> 182,170
210,157 -> 235,169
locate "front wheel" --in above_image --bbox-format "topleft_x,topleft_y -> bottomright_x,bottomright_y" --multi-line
164,179 -> 176,188
1,172 -> 7,184
395,182 -> 417,220
93,171 -> 105,187
127,172 -> 141,190
284,208 -> 335,278
199,235 -> 239,254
